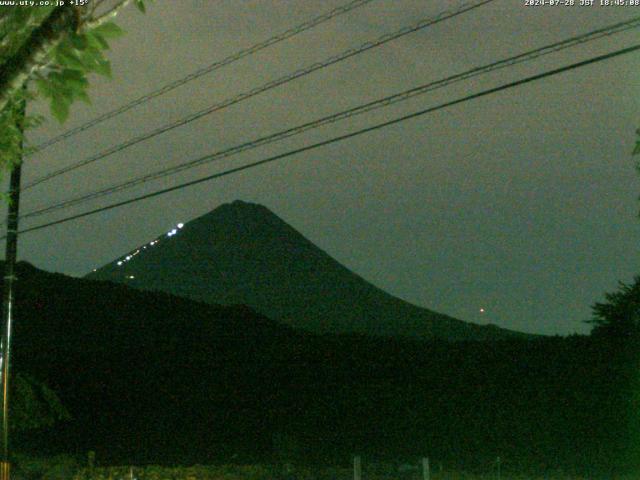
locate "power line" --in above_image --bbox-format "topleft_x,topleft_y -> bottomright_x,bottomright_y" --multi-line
13,42 -> 640,237
19,15 -> 640,221
24,0 -> 495,190
30,0 -> 377,153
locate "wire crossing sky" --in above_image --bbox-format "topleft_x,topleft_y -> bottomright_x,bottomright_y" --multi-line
18,15 -> 640,221
16,43 -> 640,239
19,0 -> 640,336
30,0 -> 378,153
24,0 -> 495,190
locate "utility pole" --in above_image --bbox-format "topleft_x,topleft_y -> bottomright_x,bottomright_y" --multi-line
0,93 -> 25,480
353,455 -> 361,480
422,457 -> 430,480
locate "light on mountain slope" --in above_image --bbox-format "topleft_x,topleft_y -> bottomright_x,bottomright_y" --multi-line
112,223 -> 183,268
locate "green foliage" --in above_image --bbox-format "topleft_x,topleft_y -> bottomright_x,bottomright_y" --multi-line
68,464 -> 640,480
0,90 -> 27,173
0,88 -> 43,193
14,454 -> 80,480
0,2 -> 152,174
74,465 -> 275,480
11,373 -> 70,431
35,21 -> 125,123
0,7 -> 56,61
134,0 -> 147,14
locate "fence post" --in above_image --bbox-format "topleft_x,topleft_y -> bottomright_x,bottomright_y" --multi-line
353,455 -> 361,480
421,457 -> 430,480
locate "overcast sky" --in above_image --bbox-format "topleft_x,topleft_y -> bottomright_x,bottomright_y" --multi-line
12,0 -> 640,335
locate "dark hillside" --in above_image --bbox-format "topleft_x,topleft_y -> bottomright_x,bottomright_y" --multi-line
2,263 -> 635,473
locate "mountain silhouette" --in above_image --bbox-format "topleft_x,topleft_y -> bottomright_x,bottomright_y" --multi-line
87,200 -> 526,341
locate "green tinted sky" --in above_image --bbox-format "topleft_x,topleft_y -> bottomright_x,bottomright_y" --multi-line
16,0 -> 640,335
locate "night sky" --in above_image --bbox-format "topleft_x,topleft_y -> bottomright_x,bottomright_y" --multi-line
11,0 -> 640,335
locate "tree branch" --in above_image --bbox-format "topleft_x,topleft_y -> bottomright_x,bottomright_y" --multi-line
0,7 -> 78,113
84,0 -> 133,29
89,0 -> 110,17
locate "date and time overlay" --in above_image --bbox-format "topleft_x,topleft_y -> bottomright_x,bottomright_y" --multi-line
1,0 -> 639,8
525,0 -> 640,6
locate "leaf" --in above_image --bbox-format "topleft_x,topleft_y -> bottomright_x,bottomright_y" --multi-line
34,78 -> 55,99
76,90 -> 91,105
134,0 -> 146,13
86,31 -> 110,51
50,96 -> 70,123
60,68 -> 85,82
69,32 -> 88,50
46,73 -> 75,101
60,69 -> 89,90
91,21 -> 125,39
54,73 -> 91,104
93,58 -> 112,78
77,46 -> 106,73
56,45 -> 86,71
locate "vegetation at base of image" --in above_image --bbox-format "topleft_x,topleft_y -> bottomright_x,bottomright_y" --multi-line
14,454 -> 80,480
11,373 -> 69,432
16,463 -> 640,480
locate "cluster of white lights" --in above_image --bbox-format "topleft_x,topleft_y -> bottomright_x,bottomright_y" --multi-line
167,223 -> 184,238
127,275 -> 135,280
117,249 -> 146,267
115,222 -> 184,267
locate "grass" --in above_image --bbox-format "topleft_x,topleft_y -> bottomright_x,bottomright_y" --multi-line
66,464 -> 640,480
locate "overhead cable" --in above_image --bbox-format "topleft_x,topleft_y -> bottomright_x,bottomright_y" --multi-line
14,42 -> 640,237
19,15 -> 640,221
24,0 -> 495,190
30,0 -> 378,153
